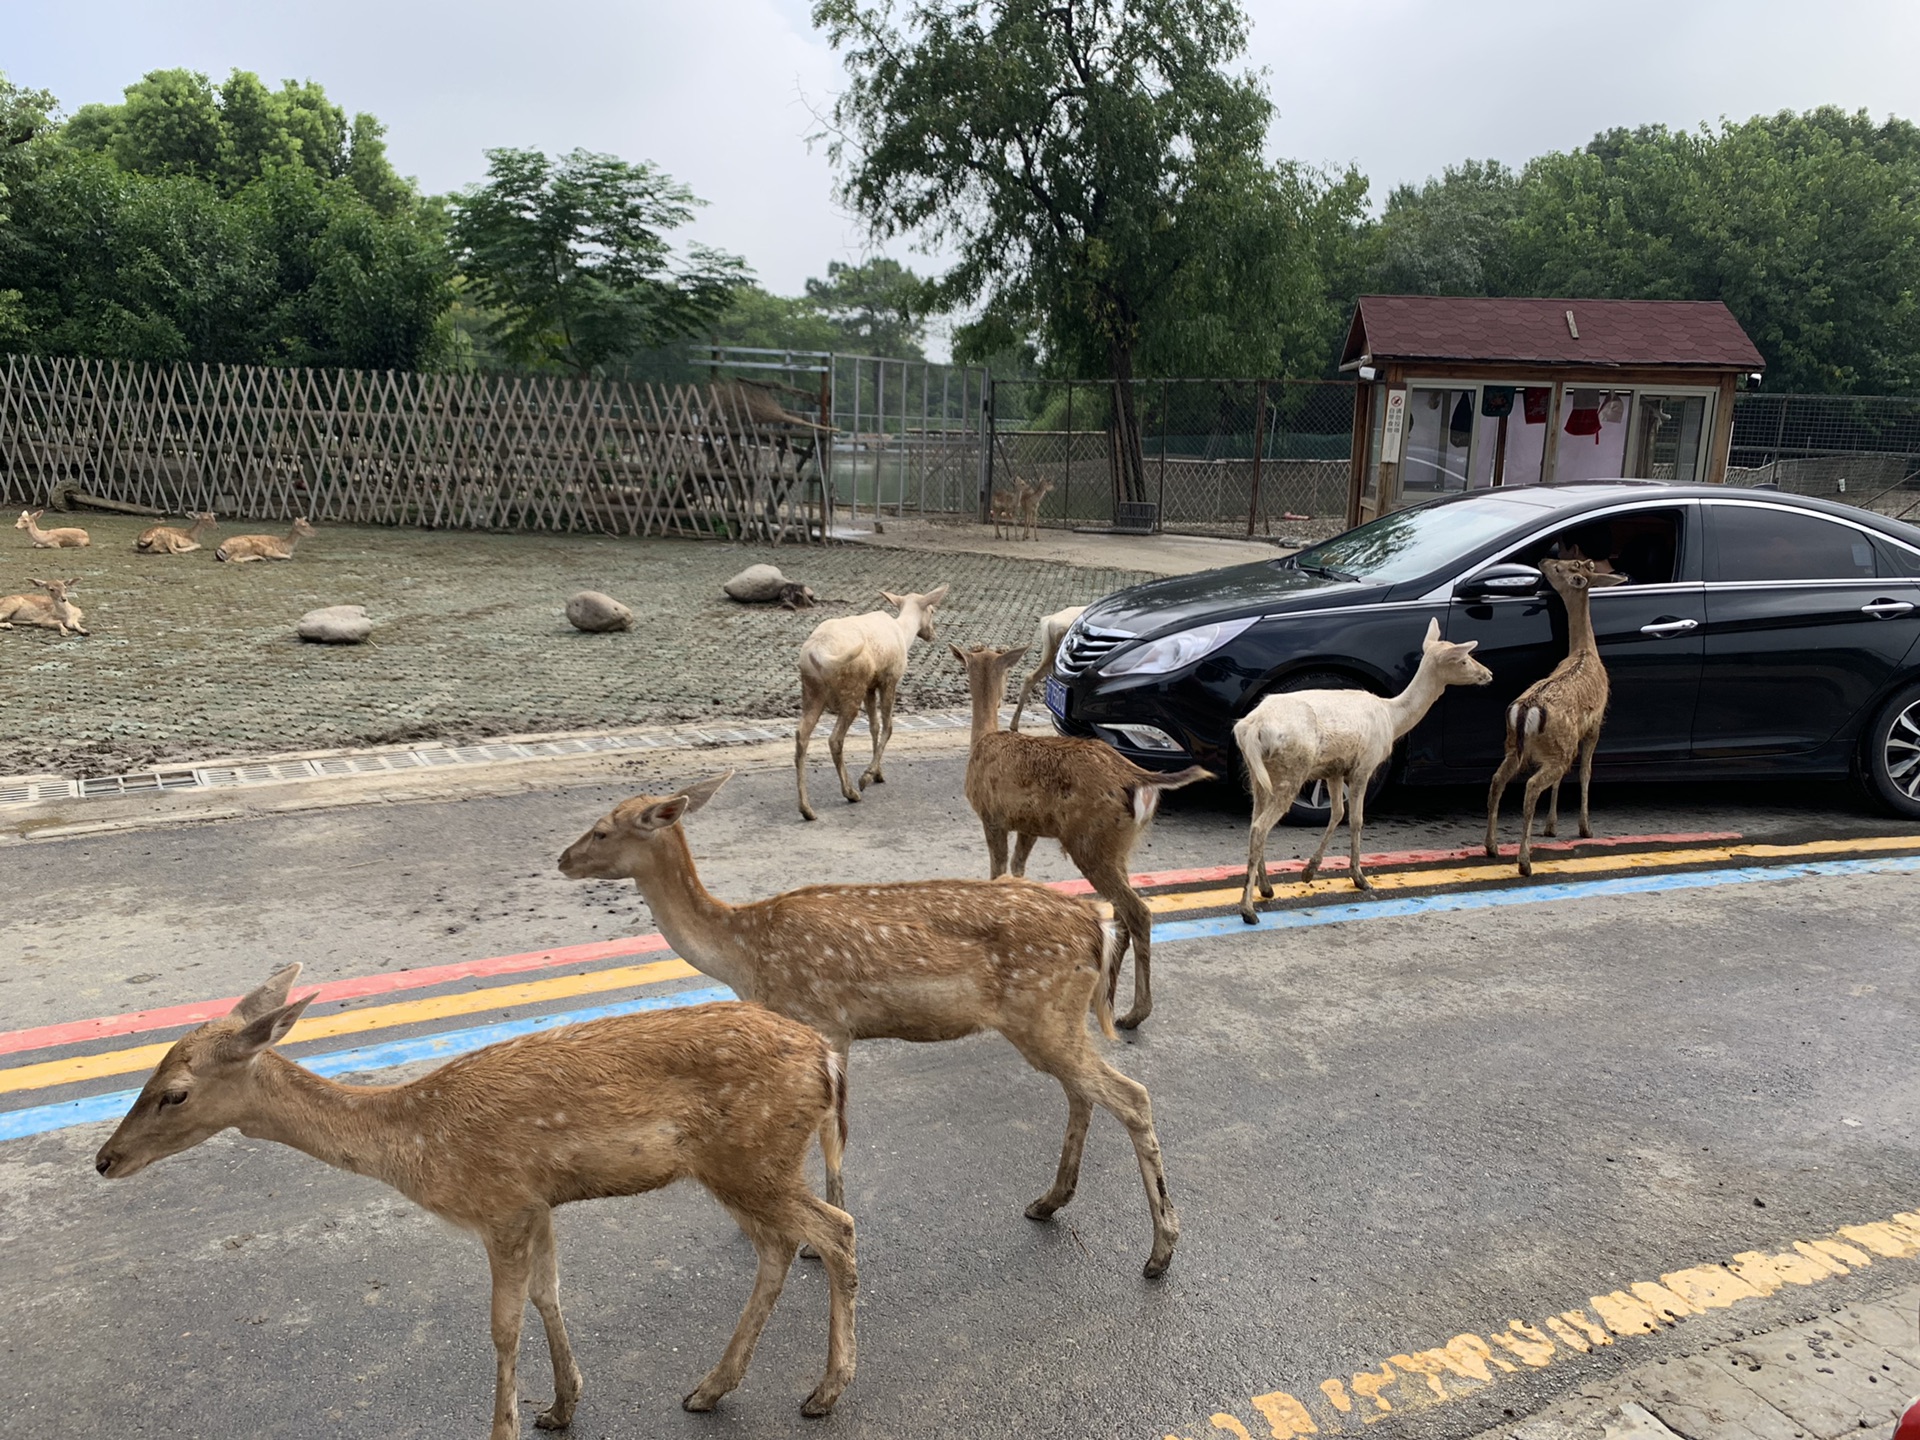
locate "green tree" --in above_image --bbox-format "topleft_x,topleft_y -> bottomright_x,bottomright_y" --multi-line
1370,159 -> 1521,298
814,0 -> 1275,498
804,257 -> 928,357
710,284 -> 841,354
450,147 -> 748,374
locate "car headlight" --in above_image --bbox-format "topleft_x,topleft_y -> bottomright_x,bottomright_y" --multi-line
1101,617 -> 1257,677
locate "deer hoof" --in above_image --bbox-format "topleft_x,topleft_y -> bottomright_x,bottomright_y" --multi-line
682,1385 -> 723,1414
1143,1251 -> 1173,1280
534,1401 -> 576,1430
801,1387 -> 841,1419
1024,1196 -> 1063,1221
1517,859 -> 1533,878
1117,1005 -> 1149,1030
1352,873 -> 1374,892
1238,904 -> 1258,925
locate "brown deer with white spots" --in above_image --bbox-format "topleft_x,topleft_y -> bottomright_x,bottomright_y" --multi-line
793,584 -> 948,820
952,642 -> 1211,1030
0,577 -> 88,636
559,772 -> 1181,1278
135,511 -> 218,554
94,965 -> 858,1438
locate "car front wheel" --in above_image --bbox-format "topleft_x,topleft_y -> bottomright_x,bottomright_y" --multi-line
1862,679 -> 1920,818
1242,670 -> 1395,827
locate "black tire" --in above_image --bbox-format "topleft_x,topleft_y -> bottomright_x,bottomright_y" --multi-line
1861,679 -> 1920,818
1242,670 -> 1395,827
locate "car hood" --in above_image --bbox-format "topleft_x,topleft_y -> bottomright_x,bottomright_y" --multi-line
1079,560 -> 1387,638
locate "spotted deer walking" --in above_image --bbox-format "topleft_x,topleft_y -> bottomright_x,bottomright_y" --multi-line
559,772 -> 1181,1277
1485,557 -> 1628,875
95,966 -> 859,1437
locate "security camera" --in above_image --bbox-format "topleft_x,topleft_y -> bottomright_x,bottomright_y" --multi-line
1358,365 -> 1378,382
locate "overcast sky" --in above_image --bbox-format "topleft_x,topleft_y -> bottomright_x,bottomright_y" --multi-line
8,0 -> 1919,300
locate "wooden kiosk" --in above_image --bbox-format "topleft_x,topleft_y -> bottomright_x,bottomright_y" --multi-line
1340,296 -> 1765,525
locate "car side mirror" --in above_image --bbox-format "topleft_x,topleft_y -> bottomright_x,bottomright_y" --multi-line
1455,563 -> 1545,601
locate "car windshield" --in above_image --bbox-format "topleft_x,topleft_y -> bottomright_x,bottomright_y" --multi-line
1287,497 -> 1538,585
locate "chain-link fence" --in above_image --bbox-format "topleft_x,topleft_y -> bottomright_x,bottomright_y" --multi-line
989,378 -> 1356,539
1728,392 -> 1920,521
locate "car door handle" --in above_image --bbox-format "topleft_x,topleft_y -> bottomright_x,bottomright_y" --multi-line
1861,599 -> 1916,618
1639,617 -> 1699,636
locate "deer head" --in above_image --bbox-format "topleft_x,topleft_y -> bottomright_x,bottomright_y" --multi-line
94,964 -> 315,1179
1419,616 -> 1493,687
879,585 -> 949,641
14,510 -> 36,529
558,772 -> 734,883
948,642 -> 1028,700
1539,557 -> 1629,598
291,516 -> 318,537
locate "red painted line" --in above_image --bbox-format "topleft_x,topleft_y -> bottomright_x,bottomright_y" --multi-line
1046,830 -> 1743,895
1,829 -> 1739,1057
0,933 -> 671,1058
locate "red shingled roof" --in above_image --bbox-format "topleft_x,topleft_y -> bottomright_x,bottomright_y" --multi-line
1342,296 -> 1764,371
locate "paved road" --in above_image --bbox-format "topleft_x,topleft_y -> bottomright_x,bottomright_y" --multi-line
2,755 -> 1917,1440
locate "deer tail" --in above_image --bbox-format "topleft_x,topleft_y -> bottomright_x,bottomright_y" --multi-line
1091,921 -> 1121,1041
822,1046 -> 849,1154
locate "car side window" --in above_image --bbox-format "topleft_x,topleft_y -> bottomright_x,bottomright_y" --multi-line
1710,506 -> 1877,583
1505,508 -> 1682,585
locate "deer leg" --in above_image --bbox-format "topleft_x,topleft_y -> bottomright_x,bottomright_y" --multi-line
1345,768 -> 1375,892
483,1219 -> 538,1440
826,706 -> 860,805
1024,1088 -> 1094,1221
794,1195 -> 859,1417
1010,661 -> 1046,732
1577,729 -> 1600,839
982,820 -> 1011,878
1301,776 -> 1347,884
794,687 -> 828,822
1517,764 -> 1567,878
1009,831 -> 1038,877
684,1216 -> 800,1414
1485,747 -> 1524,857
1545,775 -> 1561,838
1239,770 -> 1294,923
860,685 -> 897,789
526,1209 -> 584,1432
857,689 -> 883,790
1083,854 -> 1153,1029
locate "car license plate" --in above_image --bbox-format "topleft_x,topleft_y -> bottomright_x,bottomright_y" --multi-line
1045,676 -> 1070,720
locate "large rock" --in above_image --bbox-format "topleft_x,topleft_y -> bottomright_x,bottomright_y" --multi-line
724,564 -> 816,609
566,590 -> 633,632
297,604 -> 373,644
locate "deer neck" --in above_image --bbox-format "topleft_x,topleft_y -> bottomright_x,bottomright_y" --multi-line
240,1053 -> 413,1189
1562,591 -> 1598,659
282,527 -> 302,552
1385,654 -> 1452,740
25,517 -> 47,543
627,828 -> 755,995
967,672 -> 1006,743
188,517 -> 210,541
893,607 -> 924,652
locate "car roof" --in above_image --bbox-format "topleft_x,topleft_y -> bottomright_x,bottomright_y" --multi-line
1413,481 -> 1920,546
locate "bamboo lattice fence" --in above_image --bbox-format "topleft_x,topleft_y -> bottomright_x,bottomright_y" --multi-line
0,356 -> 833,542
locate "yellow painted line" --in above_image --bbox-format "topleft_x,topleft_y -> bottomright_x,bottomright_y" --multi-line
1141,833 -> 1920,915
0,957 -> 699,1096
1167,1207 -> 1920,1438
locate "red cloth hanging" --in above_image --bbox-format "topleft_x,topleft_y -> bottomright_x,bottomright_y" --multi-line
1522,387 -> 1551,424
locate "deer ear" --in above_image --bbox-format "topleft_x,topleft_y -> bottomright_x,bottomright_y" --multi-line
879,590 -> 904,608
948,641 -> 968,663
922,584 -> 950,608
1590,571 -> 1630,588
632,795 -> 690,831
1423,616 -> 1442,645
231,963 -> 303,1021
996,644 -> 1029,668
678,770 -> 732,814
1452,639 -> 1480,654
224,995 -> 314,1060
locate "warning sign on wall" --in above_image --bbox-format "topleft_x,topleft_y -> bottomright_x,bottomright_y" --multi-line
1380,388 -> 1408,463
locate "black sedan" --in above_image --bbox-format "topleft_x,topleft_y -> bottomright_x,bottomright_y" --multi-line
1046,482 -> 1920,819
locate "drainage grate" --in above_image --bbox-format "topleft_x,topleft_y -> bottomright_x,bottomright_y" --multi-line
0,709 -> 985,808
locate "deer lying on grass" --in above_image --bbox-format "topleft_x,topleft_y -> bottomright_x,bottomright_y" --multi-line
1009,605 -> 1087,732
1236,618 -> 1490,918
135,511 -> 218,554
1015,478 -> 1054,539
216,515 -> 316,562
559,772 -> 1181,1278
95,965 -> 858,1436
14,509 -> 89,548
0,577 -> 88,636
794,584 -> 949,821
953,643 -> 1210,1029
1485,558 -> 1628,876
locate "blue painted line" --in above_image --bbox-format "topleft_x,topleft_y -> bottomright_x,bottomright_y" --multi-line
1156,852 -> 1920,943
6,851 -> 1918,1146
0,984 -> 735,1145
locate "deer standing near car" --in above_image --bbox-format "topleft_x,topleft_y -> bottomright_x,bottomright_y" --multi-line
793,584 -> 948,821
1485,557 -> 1628,876
1008,605 -> 1087,732
216,515 -> 316,562
1236,618 -> 1491,918
952,642 -> 1210,1028
559,772 -> 1181,1277
14,509 -> 89,548
94,965 -> 859,1437
135,511 -> 218,554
